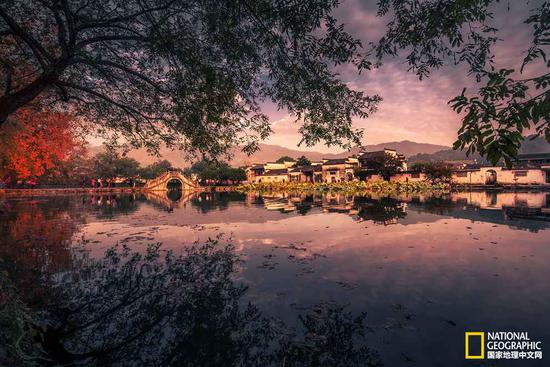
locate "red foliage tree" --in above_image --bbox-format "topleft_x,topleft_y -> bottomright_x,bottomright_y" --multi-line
0,108 -> 78,180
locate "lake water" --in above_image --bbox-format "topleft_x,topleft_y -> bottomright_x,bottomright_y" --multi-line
1,190 -> 549,366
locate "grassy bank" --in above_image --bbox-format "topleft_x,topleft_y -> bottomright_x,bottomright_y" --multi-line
236,180 -> 450,194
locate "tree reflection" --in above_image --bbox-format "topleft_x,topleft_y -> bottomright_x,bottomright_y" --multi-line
294,194 -> 314,215
1,239 -> 381,367
84,194 -> 144,219
354,197 -> 407,225
0,198 -> 84,306
191,192 -> 248,213
420,196 -> 457,215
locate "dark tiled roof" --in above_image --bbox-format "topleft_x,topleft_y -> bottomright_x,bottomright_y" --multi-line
323,158 -> 348,165
517,153 -> 550,160
295,165 -> 322,172
358,151 -> 385,159
263,169 -> 289,175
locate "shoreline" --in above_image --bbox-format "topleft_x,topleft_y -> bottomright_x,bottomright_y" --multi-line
0,185 -> 241,197
1,182 -> 549,197
0,187 -> 145,197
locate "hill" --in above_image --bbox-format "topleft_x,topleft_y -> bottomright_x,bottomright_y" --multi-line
408,135 -> 550,164
343,140 -> 450,158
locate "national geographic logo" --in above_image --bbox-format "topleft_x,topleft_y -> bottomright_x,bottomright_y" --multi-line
465,332 -> 485,359
465,331 -> 543,360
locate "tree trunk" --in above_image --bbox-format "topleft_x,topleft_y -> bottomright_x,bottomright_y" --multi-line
0,72 -> 58,124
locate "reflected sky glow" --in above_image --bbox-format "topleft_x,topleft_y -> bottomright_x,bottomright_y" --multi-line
1,191 -> 549,366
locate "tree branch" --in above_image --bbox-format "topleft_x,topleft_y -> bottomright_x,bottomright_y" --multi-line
59,81 -> 160,121
79,58 -> 167,92
0,6 -> 53,67
76,35 -> 148,48
75,0 -> 178,31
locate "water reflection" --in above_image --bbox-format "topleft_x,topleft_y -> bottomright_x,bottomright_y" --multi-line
84,194 -> 144,219
0,198 -> 84,305
143,190 -> 195,211
1,240 -> 381,367
113,190 -> 550,229
354,197 -> 407,225
1,190 -> 549,366
240,191 -> 550,230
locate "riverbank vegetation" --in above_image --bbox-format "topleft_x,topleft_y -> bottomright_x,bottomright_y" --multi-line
1,142 -> 177,188
184,159 -> 246,185
237,180 -> 450,195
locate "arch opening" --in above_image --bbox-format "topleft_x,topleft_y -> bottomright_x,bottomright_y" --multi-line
167,178 -> 183,191
166,179 -> 183,202
485,170 -> 497,185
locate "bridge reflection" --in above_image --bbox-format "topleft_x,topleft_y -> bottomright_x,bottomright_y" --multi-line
143,190 -> 197,210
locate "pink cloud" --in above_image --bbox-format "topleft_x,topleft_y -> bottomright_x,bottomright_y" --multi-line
261,0 -> 545,153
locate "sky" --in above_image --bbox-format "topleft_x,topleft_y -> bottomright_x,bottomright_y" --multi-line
264,0 -> 544,153
85,0 -> 543,154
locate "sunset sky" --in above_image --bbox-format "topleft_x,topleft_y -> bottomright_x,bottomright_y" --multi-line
84,0 -> 543,154
263,0 -> 543,153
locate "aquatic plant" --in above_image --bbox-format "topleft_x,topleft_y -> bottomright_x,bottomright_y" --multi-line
236,181 -> 450,196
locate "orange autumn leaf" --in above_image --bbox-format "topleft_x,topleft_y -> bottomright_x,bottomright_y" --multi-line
1,108 -> 77,179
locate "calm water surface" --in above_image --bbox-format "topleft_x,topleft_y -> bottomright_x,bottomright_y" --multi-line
1,191 -> 549,366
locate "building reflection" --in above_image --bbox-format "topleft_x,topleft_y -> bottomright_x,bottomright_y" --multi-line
242,191 -> 550,228
2,190 -> 548,307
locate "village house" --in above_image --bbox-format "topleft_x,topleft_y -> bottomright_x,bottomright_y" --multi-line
254,168 -> 291,183
246,164 -> 266,182
516,152 -> 550,166
321,157 -> 359,182
246,161 -> 295,183
244,148 -> 550,187
246,149 -> 407,183
452,166 -> 550,186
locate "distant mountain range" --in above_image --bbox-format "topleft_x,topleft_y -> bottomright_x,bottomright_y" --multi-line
88,140 -> 450,167
88,136 -> 549,167
408,135 -> 550,163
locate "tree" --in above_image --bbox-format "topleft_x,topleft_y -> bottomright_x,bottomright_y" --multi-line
139,160 -> 173,180
0,107 -> 79,180
418,161 -> 454,183
275,156 -> 296,164
363,153 -> 405,180
40,143 -> 92,186
225,168 -> 247,182
91,151 -> 140,178
411,161 -> 453,183
186,159 -> 246,183
376,0 -> 550,165
0,0 -> 379,157
410,163 -> 426,173
296,155 -> 311,166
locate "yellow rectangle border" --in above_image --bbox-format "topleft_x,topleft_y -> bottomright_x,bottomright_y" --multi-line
465,332 -> 485,359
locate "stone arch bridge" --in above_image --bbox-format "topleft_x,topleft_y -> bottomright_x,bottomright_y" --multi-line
143,170 -> 199,191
